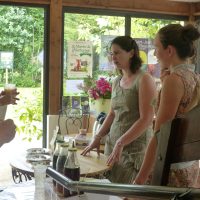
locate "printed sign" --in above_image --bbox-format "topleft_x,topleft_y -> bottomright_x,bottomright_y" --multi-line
0,51 -> 14,69
67,41 -> 93,78
99,35 -> 116,71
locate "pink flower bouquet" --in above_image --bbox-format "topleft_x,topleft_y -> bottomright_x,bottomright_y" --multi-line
77,76 -> 112,100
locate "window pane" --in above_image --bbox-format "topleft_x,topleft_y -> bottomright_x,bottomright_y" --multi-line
0,5 -> 45,144
63,13 -> 125,97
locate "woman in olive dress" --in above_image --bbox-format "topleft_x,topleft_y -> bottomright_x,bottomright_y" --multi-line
82,36 -> 156,184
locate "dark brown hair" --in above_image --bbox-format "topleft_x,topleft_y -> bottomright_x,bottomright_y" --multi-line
111,36 -> 142,73
158,24 -> 200,59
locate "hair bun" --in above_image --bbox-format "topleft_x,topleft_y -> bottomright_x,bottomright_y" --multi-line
182,24 -> 200,42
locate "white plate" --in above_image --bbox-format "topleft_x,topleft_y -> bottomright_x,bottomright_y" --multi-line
26,148 -> 51,155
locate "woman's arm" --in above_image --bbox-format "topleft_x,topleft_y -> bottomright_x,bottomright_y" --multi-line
134,135 -> 157,184
154,73 -> 184,132
107,73 -> 156,165
133,73 -> 184,184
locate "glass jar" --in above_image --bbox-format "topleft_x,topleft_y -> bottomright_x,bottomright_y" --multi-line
34,164 -> 47,200
56,142 -> 69,196
63,144 -> 80,197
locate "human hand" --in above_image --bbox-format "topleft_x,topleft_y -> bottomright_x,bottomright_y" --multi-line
0,119 -> 16,147
106,140 -> 123,166
81,135 -> 101,156
0,89 -> 19,105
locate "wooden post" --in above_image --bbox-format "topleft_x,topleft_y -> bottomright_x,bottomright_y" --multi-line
49,0 -> 62,114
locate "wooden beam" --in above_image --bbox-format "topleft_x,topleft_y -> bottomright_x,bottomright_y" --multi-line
188,3 -> 196,22
48,0 -> 62,114
62,0 -> 190,16
194,3 -> 200,16
0,0 -> 50,4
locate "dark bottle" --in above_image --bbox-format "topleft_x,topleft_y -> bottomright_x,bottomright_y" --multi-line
63,143 -> 80,197
54,128 -> 64,151
52,140 -> 64,186
56,142 -> 69,196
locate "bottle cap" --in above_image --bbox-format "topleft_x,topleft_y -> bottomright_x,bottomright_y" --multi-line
56,140 -> 64,144
61,142 -> 69,147
68,147 -> 77,151
68,141 -> 77,151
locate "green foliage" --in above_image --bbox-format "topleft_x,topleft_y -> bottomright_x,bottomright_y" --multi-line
0,6 -> 44,87
131,18 -> 181,38
64,14 -> 124,55
15,88 -> 43,142
0,7 -> 181,88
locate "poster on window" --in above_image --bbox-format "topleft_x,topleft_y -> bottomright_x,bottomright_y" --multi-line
99,35 -> 116,71
62,96 -> 71,110
135,38 -> 148,70
66,79 -> 84,95
81,96 -> 90,114
147,39 -> 160,79
67,41 -> 93,78
71,96 -> 80,109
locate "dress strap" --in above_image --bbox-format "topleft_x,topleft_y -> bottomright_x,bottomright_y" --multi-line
112,76 -> 121,90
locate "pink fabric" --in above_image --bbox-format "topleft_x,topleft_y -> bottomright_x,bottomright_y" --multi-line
168,161 -> 199,188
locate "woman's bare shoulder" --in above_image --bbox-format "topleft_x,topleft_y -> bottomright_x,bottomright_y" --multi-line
163,73 -> 183,85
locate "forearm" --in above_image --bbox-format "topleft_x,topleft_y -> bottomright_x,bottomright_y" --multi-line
96,110 -> 115,138
134,135 -> 157,184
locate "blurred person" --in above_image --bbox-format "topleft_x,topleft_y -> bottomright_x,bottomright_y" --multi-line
0,88 -> 19,147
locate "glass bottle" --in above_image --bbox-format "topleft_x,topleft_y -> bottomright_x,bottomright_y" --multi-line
54,128 -> 64,150
56,142 -> 69,196
52,140 -> 64,186
63,142 -> 80,197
